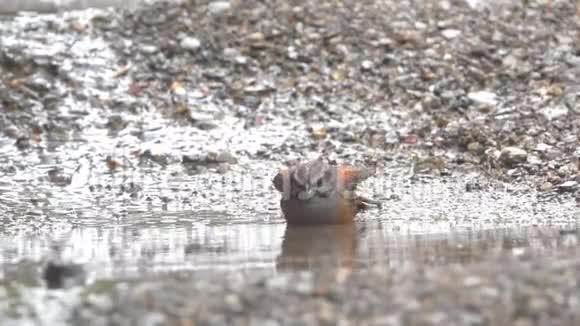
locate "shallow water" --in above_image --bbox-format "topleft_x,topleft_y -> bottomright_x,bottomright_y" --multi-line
1,217 -> 578,281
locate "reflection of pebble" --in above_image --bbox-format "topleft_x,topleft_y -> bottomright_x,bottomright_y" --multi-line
47,168 -> 72,186
43,261 -> 87,289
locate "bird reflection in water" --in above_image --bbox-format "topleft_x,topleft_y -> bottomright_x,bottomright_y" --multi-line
276,223 -> 361,287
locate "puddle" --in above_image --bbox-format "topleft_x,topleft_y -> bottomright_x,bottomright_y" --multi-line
1,220 -> 578,281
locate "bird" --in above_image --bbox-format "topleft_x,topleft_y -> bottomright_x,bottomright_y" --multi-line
272,157 -> 380,225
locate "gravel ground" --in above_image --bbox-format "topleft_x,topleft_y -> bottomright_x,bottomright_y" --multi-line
0,0 -> 580,325
84,0 -> 580,190
68,251 -> 580,326
2,0 -> 579,188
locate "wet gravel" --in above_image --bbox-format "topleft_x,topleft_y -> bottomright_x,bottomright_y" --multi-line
0,0 -> 579,324
68,252 -> 580,326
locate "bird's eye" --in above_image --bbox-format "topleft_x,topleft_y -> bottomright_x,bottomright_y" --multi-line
316,179 -> 324,188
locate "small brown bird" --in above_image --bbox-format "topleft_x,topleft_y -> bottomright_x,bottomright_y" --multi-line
273,158 -> 380,225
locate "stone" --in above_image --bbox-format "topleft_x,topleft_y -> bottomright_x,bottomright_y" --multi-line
499,147 -> 527,166
180,36 -> 201,51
